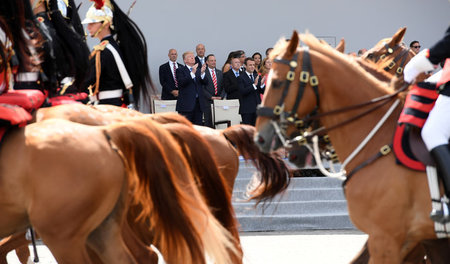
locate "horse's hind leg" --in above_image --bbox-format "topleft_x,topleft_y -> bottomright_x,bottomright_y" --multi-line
349,241 -> 370,264
86,215 -> 137,264
86,183 -> 137,264
421,238 -> 450,264
367,235 -> 403,264
0,232 -> 29,264
37,234 -> 92,264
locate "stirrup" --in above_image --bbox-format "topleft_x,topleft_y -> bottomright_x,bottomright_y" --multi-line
430,196 -> 450,223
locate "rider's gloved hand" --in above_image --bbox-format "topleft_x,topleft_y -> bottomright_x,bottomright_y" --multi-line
404,49 -> 437,83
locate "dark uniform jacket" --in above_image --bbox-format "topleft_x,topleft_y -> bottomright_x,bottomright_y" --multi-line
83,35 -> 126,106
428,26 -> 450,95
223,69 -> 241,100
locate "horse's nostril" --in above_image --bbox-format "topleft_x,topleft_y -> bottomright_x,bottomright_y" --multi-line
257,136 -> 265,144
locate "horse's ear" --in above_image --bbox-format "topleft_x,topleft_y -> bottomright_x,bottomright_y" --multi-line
336,38 -> 345,53
389,27 -> 406,46
285,30 -> 299,57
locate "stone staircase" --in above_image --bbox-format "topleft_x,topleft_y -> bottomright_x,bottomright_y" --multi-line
232,159 -> 356,232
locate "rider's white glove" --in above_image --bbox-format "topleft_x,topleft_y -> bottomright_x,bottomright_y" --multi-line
404,49 -> 436,83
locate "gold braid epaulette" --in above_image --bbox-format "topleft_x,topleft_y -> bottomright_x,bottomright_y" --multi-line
88,40 -> 109,96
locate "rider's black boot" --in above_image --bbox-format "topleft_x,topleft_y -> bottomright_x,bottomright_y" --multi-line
430,144 -> 450,223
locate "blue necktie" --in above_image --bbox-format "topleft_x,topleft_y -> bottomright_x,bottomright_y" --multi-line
235,71 -> 239,77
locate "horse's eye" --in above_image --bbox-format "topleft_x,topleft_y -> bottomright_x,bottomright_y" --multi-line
367,53 -> 374,59
272,79 -> 283,88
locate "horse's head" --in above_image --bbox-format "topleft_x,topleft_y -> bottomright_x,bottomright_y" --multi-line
254,31 -> 322,156
362,27 -> 416,77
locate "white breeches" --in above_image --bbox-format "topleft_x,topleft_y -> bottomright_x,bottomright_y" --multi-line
422,94 -> 450,150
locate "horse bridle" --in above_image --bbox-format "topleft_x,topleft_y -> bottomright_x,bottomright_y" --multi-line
368,43 -> 411,76
257,47 -> 407,147
256,47 -> 320,147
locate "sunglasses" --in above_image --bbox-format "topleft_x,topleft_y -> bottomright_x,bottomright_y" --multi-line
412,46 -> 421,48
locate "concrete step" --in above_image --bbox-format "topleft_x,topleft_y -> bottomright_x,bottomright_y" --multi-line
233,200 -> 348,216
237,214 -> 355,231
232,188 -> 345,202
233,177 -> 343,192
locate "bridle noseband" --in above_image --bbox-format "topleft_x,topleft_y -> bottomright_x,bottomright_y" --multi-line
256,47 -> 320,147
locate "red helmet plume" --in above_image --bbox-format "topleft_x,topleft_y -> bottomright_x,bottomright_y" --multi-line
92,0 -> 104,9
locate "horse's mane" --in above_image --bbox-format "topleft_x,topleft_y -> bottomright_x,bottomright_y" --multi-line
355,58 -> 393,83
299,33 -> 394,95
269,37 -> 289,61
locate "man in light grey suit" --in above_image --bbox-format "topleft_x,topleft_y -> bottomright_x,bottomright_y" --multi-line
203,54 -> 224,128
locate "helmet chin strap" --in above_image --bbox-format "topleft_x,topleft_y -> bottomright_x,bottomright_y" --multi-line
92,21 -> 109,38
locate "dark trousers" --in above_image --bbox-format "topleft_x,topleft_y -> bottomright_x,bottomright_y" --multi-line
241,112 -> 257,126
203,101 -> 214,128
179,98 -> 203,125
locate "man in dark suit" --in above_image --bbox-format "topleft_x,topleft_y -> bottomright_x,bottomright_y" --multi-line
159,49 -> 182,100
203,54 -> 224,128
223,56 -> 242,100
195,43 -> 206,67
176,51 -> 208,125
238,57 -> 265,126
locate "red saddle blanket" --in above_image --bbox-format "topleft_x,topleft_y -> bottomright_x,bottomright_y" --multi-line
393,82 -> 438,171
0,103 -> 32,127
47,92 -> 88,106
0,89 -> 45,111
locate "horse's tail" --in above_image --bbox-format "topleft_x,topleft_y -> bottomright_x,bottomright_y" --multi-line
106,119 -> 238,264
222,124 -> 292,204
163,123 -> 243,263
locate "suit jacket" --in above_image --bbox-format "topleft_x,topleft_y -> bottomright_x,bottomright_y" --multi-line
203,68 -> 224,103
195,56 -> 205,68
159,61 -> 182,100
223,69 -> 241,100
175,65 -> 207,112
238,72 -> 264,114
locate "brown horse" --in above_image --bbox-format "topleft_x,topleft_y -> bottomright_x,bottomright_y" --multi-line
34,104 -> 245,262
362,27 -> 417,78
312,31 -> 449,264
253,31 -> 445,263
0,117 -> 236,264
36,103 -> 290,195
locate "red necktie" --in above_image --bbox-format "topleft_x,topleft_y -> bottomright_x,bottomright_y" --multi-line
211,69 -> 218,95
173,62 -> 178,87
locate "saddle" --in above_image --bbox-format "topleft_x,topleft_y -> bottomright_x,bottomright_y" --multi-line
0,89 -> 45,142
47,92 -> 88,106
393,82 -> 439,171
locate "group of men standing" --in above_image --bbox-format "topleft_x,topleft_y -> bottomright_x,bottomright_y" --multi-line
159,44 -> 265,127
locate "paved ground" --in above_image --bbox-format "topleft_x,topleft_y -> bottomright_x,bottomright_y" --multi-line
7,230 -> 368,264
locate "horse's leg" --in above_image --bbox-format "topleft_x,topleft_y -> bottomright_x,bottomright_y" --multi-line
86,216 -> 137,264
349,241 -> 370,264
86,174 -> 137,264
0,232 -> 29,264
421,238 -> 450,264
14,239 -> 30,264
122,220 -> 159,263
367,233 -> 417,264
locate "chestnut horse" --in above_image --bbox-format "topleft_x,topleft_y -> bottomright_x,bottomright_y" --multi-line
311,30 -> 449,264
253,31 -> 444,263
0,117 -> 236,264
362,27 -> 417,78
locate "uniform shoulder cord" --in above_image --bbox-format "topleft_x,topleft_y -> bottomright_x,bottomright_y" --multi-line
87,40 -> 109,97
